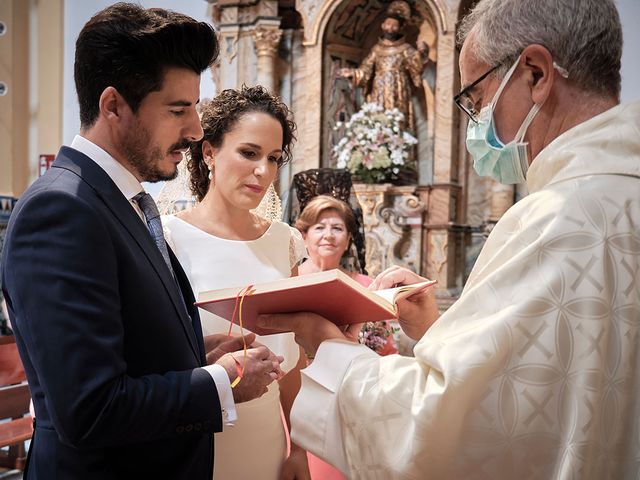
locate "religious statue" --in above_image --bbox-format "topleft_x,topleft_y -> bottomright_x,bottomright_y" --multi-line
337,0 -> 423,131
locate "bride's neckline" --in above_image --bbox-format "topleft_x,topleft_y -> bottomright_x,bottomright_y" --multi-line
170,214 -> 275,243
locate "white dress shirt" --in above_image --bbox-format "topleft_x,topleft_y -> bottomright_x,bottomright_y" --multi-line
70,135 -> 237,425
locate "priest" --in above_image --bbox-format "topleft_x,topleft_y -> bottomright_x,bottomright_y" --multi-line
261,0 -> 640,478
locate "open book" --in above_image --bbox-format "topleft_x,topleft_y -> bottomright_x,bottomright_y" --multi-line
195,269 -> 436,335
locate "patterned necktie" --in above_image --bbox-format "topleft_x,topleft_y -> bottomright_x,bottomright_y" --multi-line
134,192 -> 193,325
133,192 -> 174,275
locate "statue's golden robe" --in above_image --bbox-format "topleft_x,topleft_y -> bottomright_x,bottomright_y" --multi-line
352,37 -> 423,130
290,101 -> 640,479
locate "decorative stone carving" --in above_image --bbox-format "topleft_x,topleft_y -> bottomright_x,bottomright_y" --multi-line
295,0 -> 321,45
426,230 -> 448,277
353,183 -> 425,277
220,5 -> 238,25
258,1 -> 277,18
210,0 -> 277,25
252,25 -> 282,91
252,26 -> 282,57
220,29 -> 239,63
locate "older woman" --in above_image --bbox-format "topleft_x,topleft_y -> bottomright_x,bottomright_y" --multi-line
296,195 -> 397,352
295,195 -> 370,286
295,195 -> 397,479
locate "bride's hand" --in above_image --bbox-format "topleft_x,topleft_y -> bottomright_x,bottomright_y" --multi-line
250,339 -> 285,379
280,444 -> 311,480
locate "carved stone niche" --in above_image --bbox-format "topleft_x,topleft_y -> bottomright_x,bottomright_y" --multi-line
352,183 -> 425,278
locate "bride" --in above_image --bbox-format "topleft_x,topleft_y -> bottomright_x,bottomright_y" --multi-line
161,86 -> 309,479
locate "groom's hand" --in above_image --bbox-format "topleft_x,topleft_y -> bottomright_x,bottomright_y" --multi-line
204,332 -> 257,364
216,346 -> 284,403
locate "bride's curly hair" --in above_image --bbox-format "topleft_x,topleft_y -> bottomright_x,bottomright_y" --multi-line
188,85 -> 297,201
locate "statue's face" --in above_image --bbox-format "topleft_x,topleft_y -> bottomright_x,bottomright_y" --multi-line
381,17 -> 401,35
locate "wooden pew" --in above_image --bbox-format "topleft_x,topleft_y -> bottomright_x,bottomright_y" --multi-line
0,335 -> 33,471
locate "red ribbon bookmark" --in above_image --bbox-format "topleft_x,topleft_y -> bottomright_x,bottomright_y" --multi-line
228,285 -> 254,389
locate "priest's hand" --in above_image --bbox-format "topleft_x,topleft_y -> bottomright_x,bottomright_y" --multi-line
204,332 -> 257,364
216,346 -> 284,403
370,265 -> 440,340
257,313 -> 360,357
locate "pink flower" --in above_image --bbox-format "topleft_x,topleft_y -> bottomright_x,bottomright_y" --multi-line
359,321 -> 398,353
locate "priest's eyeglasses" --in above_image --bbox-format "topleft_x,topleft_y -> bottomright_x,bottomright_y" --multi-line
454,64 -> 502,123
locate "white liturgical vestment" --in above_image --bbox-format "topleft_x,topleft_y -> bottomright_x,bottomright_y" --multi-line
290,101 -> 640,479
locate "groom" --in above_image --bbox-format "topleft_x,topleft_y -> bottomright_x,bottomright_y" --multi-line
1,4 -> 280,479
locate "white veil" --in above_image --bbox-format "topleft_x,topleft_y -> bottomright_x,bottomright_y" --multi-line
157,154 -> 283,221
156,155 -> 196,215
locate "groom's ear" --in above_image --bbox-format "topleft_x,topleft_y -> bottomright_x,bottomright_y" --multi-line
100,87 -> 127,125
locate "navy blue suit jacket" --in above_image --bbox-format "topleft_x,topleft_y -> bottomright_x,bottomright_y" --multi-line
1,147 -> 222,479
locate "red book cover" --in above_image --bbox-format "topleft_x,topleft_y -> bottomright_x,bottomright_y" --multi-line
195,269 -> 435,335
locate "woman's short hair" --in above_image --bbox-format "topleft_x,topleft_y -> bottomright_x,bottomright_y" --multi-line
295,195 -> 357,237
188,85 -> 297,201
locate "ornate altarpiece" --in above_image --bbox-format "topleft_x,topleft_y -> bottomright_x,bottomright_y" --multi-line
205,0 -> 519,307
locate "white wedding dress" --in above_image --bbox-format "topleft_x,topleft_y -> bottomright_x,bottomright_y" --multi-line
163,215 -> 306,479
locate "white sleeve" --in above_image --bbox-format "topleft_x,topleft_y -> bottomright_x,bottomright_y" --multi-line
201,364 -> 237,426
288,226 -> 307,269
290,339 -> 377,474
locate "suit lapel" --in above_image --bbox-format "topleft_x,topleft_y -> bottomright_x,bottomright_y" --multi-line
171,249 -> 206,364
53,147 -> 201,361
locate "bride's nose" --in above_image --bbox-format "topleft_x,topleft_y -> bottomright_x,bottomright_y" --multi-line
254,159 -> 268,177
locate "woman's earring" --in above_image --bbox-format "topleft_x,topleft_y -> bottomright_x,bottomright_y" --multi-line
207,163 -> 213,181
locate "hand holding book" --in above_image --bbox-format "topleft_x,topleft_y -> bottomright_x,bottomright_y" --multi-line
195,269 -> 436,336
196,267 -> 437,352
369,265 -> 441,340
252,266 -> 438,355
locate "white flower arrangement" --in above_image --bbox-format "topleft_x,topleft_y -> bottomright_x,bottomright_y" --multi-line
333,103 -> 418,183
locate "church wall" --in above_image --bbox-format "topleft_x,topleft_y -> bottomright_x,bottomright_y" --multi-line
288,30 -> 323,175
0,0 -> 30,198
276,29 -> 302,199
619,0 -> 640,103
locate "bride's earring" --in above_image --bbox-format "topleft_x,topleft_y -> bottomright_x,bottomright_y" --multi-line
207,162 -> 213,181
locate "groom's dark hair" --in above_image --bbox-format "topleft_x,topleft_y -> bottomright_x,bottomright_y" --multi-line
74,2 -> 218,128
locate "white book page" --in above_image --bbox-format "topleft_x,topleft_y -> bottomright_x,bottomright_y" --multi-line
372,280 -> 437,306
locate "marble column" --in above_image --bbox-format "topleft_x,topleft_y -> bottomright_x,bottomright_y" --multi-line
419,28 -> 468,297
252,24 -> 282,92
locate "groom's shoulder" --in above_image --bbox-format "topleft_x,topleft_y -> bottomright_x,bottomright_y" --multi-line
30,147 -> 100,197
10,151 -> 102,227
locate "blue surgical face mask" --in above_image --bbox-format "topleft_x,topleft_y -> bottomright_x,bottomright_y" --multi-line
465,56 -> 543,184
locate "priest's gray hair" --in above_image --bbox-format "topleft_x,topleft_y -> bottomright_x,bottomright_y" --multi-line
458,0 -> 622,99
